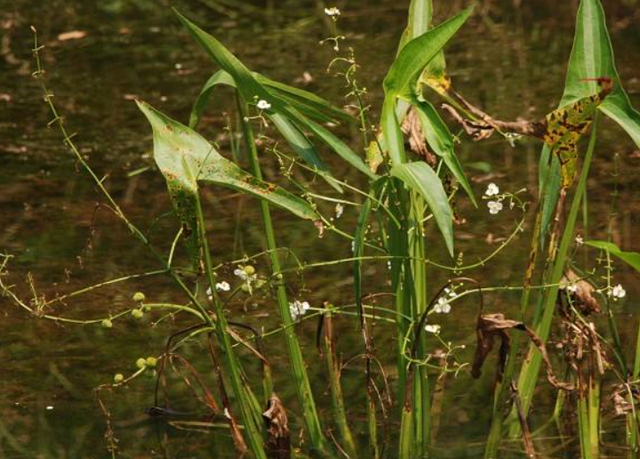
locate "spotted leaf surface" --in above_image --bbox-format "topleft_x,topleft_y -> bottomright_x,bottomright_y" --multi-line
543,80 -> 611,188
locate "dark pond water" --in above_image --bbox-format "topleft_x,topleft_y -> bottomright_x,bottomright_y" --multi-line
2,0 -> 640,457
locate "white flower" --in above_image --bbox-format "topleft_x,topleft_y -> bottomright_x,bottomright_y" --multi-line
425,324 -> 441,334
335,203 -> 344,219
485,183 -> 499,197
289,300 -> 311,321
487,200 -> 503,215
567,284 -> 578,293
387,261 -> 392,270
256,99 -> 271,110
575,235 -> 584,246
609,284 -> 626,300
216,281 -> 231,292
433,297 -> 451,314
324,7 -> 341,17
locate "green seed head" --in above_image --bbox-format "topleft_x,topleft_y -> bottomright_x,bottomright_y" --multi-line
243,265 -> 256,276
241,283 -> 251,293
145,357 -> 157,368
114,373 -> 124,383
131,309 -> 144,319
136,358 -> 147,369
133,292 -> 146,303
101,319 -> 113,329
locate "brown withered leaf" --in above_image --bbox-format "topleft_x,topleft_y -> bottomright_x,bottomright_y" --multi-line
263,393 -> 290,459
471,313 -> 520,381
401,106 -> 437,166
560,270 -> 600,315
471,313 -> 574,391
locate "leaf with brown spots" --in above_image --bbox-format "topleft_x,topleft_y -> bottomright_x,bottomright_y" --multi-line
138,101 -> 320,270
543,79 -> 612,188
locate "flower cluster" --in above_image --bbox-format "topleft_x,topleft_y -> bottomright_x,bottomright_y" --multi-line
433,287 -> 457,314
289,300 -> 310,321
484,183 -> 504,215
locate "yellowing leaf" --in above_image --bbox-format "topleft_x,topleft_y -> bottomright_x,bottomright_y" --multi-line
543,79 -> 611,188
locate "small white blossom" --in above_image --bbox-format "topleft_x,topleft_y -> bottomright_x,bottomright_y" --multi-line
46,406 -> 54,411
234,268 -> 256,282
608,284 -> 626,300
487,200 -> 503,215
387,261 -> 392,270
216,281 -> 231,292
575,234 -> 584,245
256,99 -> 271,110
424,324 -> 441,334
289,300 -> 311,321
567,284 -> 578,293
335,203 -> 344,219
324,7 -> 341,17
433,297 -> 451,314
485,183 -> 499,197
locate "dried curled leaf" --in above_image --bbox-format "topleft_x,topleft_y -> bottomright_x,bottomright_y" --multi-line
401,106 -> 437,165
263,393 -> 290,459
560,269 -> 601,315
471,313 -> 574,391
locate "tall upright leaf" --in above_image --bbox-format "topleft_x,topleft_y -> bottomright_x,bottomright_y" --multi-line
382,6 -> 473,166
560,0 -> 640,147
175,10 -> 375,180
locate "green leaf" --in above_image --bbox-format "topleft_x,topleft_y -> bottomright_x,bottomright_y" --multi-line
561,0 -> 640,147
390,162 -> 454,257
540,0 -> 640,248
413,98 -> 477,206
189,70 -> 353,129
187,70 -> 342,192
383,6 -> 473,99
585,240 -> 640,273
175,9 -> 375,179
354,197 -> 373,321
137,101 -> 319,222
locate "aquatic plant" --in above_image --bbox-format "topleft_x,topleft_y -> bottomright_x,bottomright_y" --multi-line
3,0 -> 640,458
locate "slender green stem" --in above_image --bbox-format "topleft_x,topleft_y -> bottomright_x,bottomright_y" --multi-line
195,190 -> 267,458
237,94 -> 328,454
507,116 -> 600,437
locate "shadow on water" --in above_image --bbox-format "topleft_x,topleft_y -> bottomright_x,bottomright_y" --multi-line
1,0 -> 640,457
